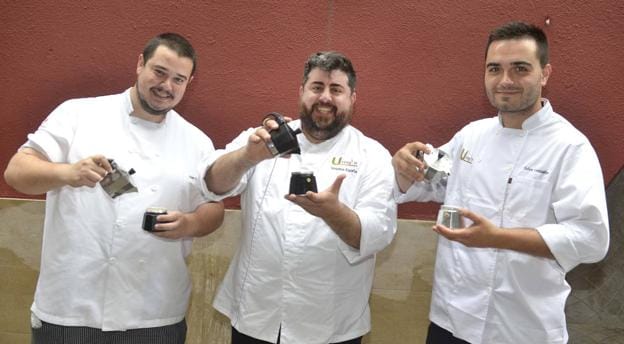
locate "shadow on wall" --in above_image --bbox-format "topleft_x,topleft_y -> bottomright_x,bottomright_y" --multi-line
566,166 -> 624,343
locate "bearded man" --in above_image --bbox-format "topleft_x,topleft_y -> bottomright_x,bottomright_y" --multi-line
202,51 -> 397,344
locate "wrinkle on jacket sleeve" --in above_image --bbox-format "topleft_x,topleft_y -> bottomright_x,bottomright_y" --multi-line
341,146 -> 397,264
536,142 -> 609,272
198,128 -> 257,202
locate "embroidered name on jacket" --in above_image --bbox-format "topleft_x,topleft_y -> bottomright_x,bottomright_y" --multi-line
523,166 -> 550,175
331,157 -> 359,174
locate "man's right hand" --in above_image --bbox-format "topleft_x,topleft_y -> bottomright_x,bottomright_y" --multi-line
242,115 -> 294,164
242,125 -> 277,165
204,116 -> 293,196
62,155 -> 113,188
392,141 -> 430,192
4,148 -> 113,195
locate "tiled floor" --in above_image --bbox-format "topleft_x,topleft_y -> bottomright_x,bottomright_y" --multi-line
566,168 -> 624,343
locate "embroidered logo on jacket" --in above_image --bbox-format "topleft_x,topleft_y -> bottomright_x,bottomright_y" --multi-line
460,148 -> 474,164
331,157 -> 359,174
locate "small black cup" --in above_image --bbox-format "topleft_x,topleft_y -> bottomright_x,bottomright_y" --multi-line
289,172 -> 317,195
142,207 -> 167,232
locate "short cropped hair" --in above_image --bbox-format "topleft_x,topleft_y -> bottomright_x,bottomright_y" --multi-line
302,51 -> 357,92
486,21 -> 549,67
143,32 -> 197,75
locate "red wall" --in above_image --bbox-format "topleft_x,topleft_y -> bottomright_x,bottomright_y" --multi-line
2,1 -> 623,219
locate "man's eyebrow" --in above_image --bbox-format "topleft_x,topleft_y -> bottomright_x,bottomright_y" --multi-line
174,73 -> 189,81
153,64 -> 189,80
308,81 -> 346,89
308,81 -> 328,88
511,61 -> 532,67
486,61 -> 532,68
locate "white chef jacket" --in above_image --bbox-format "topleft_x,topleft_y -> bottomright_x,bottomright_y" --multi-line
23,89 -> 214,331
396,100 -> 609,344
201,120 -> 397,343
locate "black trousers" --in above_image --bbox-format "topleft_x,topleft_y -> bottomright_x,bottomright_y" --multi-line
232,326 -> 362,344
426,322 -> 471,344
31,318 -> 187,344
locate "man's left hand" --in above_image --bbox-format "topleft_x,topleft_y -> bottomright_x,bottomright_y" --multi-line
433,208 -> 501,248
286,174 -> 346,219
151,211 -> 191,240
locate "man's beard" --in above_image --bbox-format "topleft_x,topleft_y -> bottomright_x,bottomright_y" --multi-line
136,81 -> 173,116
299,102 -> 352,142
488,83 -> 541,115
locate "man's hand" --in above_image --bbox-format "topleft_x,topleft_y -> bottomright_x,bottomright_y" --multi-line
286,174 -> 362,248
204,116 -> 294,196
62,155 -> 113,188
433,208 -> 500,248
150,210 -> 192,240
286,174 -> 346,218
242,125 -> 275,165
150,202 -> 224,240
4,148 -> 113,195
392,141 -> 430,192
242,115 -> 295,165
433,208 -> 555,259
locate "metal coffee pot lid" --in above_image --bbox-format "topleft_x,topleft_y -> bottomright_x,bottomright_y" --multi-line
421,144 -> 452,184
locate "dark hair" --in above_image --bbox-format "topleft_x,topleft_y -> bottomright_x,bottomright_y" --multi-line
486,21 -> 549,67
143,32 -> 197,75
302,51 -> 357,92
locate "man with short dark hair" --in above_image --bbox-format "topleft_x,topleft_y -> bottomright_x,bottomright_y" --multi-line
392,21 -> 609,343
202,51 -> 397,344
4,32 -> 224,343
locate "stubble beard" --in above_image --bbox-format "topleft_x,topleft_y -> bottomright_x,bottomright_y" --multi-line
136,81 -> 173,116
488,83 -> 542,115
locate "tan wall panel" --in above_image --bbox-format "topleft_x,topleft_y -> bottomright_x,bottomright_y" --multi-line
0,199 -> 435,343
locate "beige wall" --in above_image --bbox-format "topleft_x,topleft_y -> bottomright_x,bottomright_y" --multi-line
0,199 -> 436,343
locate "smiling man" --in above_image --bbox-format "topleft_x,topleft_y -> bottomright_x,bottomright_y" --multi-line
392,21 -> 609,343
133,42 -> 194,118
4,33 -> 224,343
202,51 -> 397,344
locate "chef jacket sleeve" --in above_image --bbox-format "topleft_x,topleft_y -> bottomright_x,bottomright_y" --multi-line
394,178 -> 446,204
340,144 -> 398,263
536,141 -> 610,272
190,133 -> 218,207
199,127 -> 257,201
22,100 -> 80,163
